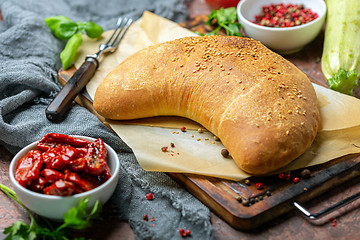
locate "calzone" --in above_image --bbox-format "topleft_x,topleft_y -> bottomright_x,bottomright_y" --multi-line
93,36 -> 320,175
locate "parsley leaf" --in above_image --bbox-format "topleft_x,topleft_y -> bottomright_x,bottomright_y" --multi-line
0,184 -> 102,240
205,7 -> 242,36
3,221 -> 37,240
60,198 -> 102,230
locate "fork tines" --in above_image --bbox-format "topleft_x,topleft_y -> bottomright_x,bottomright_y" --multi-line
107,17 -> 133,48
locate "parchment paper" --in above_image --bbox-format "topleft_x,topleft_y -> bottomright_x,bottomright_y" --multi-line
76,11 -> 360,180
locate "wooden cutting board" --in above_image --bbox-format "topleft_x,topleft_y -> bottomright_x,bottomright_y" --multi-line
57,16 -> 360,230
58,65 -> 360,231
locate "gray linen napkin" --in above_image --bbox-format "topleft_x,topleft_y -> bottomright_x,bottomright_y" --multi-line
0,0 -> 212,239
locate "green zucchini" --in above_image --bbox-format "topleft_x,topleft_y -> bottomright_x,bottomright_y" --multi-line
321,0 -> 360,95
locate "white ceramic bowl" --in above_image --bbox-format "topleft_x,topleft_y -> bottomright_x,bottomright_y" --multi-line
9,135 -> 120,220
237,0 -> 326,54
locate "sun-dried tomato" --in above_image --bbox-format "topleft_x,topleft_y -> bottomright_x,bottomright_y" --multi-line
98,166 -> 112,182
41,168 -> 65,184
15,150 -> 43,188
43,179 -> 75,196
64,170 -> 98,192
15,133 -> 112,196
37,133 -> 92,151
84,138 -> 108,176
28,176 -> 47,193
42,144 -> 84,170
69,156 -> 87,172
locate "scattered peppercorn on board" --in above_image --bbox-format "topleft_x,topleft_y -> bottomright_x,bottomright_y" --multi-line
57,16 -> 360,230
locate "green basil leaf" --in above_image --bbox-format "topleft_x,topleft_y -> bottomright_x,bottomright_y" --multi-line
44,15 -> 73,31
45,15 -> 78,40
76,21 -> 86,33
54,21 -> 79,40
81,21 -> 104,38
60,33 -> 83,70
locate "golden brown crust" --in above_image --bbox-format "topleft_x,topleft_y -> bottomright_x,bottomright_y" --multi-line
93,36 -> 320,175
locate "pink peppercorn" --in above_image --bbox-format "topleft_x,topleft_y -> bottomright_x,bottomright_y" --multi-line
179,228 -> 191,237
293,177 -> 300,183
256,182 -> 264,190
285,173 -> 291,180
330,218 -> 337,227
146,193 -> 153,200
254,3 -> 318,28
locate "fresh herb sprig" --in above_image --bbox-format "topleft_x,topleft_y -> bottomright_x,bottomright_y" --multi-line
44,16 -> 103,70
0,184 -> 102,240
205,7 -> 242,36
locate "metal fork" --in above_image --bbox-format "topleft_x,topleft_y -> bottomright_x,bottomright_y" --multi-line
46,17 -> 133,122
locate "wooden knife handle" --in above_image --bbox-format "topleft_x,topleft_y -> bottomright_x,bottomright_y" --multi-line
46,58 -> 98,121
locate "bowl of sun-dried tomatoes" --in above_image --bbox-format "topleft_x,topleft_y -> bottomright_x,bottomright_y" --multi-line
237,0 -> 326,54
9,133 -> 120,220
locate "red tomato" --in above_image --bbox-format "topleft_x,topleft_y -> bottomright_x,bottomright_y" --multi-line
205,0 -> 240,9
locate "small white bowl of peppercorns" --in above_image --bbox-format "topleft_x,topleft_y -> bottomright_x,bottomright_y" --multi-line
9,133 -> 120,220
237,0 -> 326,54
